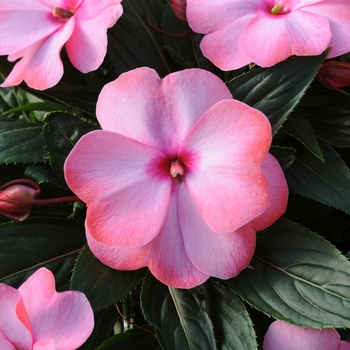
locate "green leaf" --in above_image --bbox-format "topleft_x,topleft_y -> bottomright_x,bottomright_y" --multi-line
198,281 -> 258,350
0,119 -> 45,165
107,0 -> 171,76
24,163 -> 65,188
42,112 -> 98,181
285,139 -> 350,214
95,328 -> 159,350
269,146 -> 295,171
227,52 -> 328,134
71,245 -> 145,311
226,219 -> 350,328
0,218 -> 85,287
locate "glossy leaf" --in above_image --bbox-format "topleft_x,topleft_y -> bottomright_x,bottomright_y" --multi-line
71,245 -> 145,311
227,51 -> 328,134
227,219 -> 350,328
107,0 -> 171,76
0,119 -> 45,164
285,139 -> 350,214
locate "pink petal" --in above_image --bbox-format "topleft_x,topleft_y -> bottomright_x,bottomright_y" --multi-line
263,320 -> 341,350
1,19 -> 75,90
18,268 -> 93,350
301,0 -> 350,58
148,184 -> 209,288
65,130 -> 172,247
183,100 -> 271,233
0,0 -> 60,55
0,332 -> 17,350
66,0 -> 123,72
249,153 -> 288,232
339,341 -> 350,350
179,185 -> 256,278
239,10 -> 331,67
33,339 -> 55,350
0,284 -> 32,349
96,67 -> 232,154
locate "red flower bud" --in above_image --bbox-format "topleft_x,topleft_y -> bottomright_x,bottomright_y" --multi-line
169,0 -> 187,21
318,61 -> 350,93
0,180 -> 40,220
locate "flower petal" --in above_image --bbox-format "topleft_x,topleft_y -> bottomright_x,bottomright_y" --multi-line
263,320 -> 341,350
18,268 -> 94,350
0,284 -> 32,349
148,184 -> 209,288
0,332 -> 18,350
1,19 -> 75,90
249,153 -> 288,231
96,67 -> 232,154
183,100 -> 271,233
239,10 -> 330,67
33,339 -> 55,350
66,0 -> 122,72
65,130 -> 172,247
302,0 -> 350,58
179,185 -> 256,278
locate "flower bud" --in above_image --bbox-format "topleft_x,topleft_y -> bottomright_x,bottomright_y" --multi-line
318,61 -> 350,93
0,180 -> 40,220
169,0 -> 187,21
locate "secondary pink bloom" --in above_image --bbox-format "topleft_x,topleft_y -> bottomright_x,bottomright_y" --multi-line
64,67 -> 288,288
0,268 -> 94,350
0,179 -> 40,220
0,0 -> 123,90
318,61 -> 350,93
170,0 -> 187,21
186,0 -> 350,70
263,320 -> 350,350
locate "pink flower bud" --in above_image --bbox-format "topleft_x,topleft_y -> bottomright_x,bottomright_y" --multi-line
170,0 -> 187,21
0,180 -> 40,220
318,61 -> 350,93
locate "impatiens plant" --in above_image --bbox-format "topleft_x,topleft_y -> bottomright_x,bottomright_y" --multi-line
186,0 -> 350,70
0,0 -> 349,348
64,67 -> 288,288
0,268 -> 94,349
263,320 -> 350,350
0,0 -> 122,90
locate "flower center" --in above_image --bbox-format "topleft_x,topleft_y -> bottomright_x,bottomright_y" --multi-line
270,1 -> 290,15
170,159 -> 185,178
52,5 -> 74,19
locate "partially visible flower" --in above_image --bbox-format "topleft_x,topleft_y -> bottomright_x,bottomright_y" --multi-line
64,67 -> 288,288
186,0 -> 350,71
0,267 -> 94,349
318,61 -> 350,93
169,0 -> 187,21
263,320 -> 350,350
0,0 -> 123,90
0,179 -> 40,220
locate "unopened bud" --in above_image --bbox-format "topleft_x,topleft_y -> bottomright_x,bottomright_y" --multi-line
318,61 -> 350,94
169,0 -> 187,22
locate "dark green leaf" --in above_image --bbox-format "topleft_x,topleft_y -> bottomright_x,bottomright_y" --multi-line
95,328 -> 159,350
0,119 -> 45,164
0,218 -> 85,286
24,163 -> 65,188
269,146 -> 296,171
227,219 -> 350,328
42,112 -> 98,181
285,140 -> 350,214
71,245 -> 145,311
227,52 -> 328,134
107,0 -> 171,76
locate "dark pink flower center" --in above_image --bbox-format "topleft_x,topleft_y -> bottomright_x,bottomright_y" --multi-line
52,5 -> 74,19
270,1 -> 290,15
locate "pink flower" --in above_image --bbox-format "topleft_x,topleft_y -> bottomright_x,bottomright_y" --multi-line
263,320 -> 350,350
0,268 -> 94,350
64,67 -> 288,288
0,179 -> 40,221
0,0 -> 123,90
318,61 -> 350,93
186,0 -> 350,70
169,0 -> 187,21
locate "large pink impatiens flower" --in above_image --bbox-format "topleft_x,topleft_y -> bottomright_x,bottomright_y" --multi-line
64,67 -> 288,288
0,0 -> 123,90
263,320 -> 350,350
0,268 -> 94,350
186,0 -> 350,70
